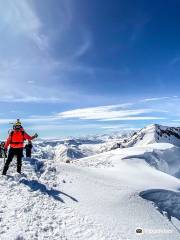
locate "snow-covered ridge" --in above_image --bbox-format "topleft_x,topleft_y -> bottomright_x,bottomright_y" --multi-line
125,124 -> 180,147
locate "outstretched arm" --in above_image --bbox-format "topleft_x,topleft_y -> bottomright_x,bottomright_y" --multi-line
24,132 -> 38,141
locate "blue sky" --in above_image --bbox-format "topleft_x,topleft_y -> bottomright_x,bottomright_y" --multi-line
0,0 -> 180,138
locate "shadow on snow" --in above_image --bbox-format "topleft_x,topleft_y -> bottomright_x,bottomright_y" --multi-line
20,179 -> 78,203
140,189 -> 180,221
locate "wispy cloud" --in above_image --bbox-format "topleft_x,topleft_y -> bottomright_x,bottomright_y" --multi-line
0,96 -> 178,125
0,101 -> 166,124
98,116 -> 165,121
14,103 -> 165,123
169,56 -> 180,66
57,105 -> 165,121
0,96 -> 65,104
0,96 -> 179,139
0,119 -> 15,124
141,96 -> 178,102
71,30 -> 92,59
0,0 -> 47,50
0,0 -> 94,104
100,125 -> 139,130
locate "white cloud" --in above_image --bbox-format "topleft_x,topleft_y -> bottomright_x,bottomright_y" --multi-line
0,103 -> 164,125
172,120 -> 180,122
7,102 -> 166,123
100,124 -> 138,130
57,105 -> 163,121
0,1 -> 96,104
0,0 -> 47,49
0,119 -> 15,124
0,57 -> 83,103
141,96 -> 177,102
0,96 -> 66,104
98,116 -> 165,121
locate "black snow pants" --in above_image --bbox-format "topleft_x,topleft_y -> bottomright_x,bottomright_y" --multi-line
2,148 -> 23,175
26,148 -> 32,158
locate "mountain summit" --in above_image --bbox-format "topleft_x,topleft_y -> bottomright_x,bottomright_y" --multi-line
125,124 -> 180,147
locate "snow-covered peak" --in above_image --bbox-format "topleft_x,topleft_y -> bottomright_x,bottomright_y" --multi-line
54,145 -> 85,163
125,124 -> 180,147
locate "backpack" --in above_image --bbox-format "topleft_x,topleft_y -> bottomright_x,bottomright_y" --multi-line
10,130 -> 25,144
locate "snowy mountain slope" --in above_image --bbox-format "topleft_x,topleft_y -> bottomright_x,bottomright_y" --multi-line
0,139 -> 180,239
125,124 -> 180,147
73,142 -> 180,178
122,143 -> 180,178
32,136 -> 125,162
55,161 -> 180,240
54,145 -> 86,163
67,145 -> 180,239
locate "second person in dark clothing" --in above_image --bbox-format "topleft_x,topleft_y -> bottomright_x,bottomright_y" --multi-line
25,140 -> 33,158
0,142 -> 7,158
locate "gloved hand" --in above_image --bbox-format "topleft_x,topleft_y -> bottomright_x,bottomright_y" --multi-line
33,133 -> 38,138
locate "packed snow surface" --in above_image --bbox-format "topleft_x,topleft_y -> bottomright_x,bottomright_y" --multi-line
0,124 -> 180,239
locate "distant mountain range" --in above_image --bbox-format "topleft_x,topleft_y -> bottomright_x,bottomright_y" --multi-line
33,124 -> 180,163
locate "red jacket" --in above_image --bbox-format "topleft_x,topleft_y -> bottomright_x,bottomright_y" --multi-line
5,129 -> 33,149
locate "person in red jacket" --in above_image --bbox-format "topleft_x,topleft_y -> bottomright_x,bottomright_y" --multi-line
2,120 -> 38,175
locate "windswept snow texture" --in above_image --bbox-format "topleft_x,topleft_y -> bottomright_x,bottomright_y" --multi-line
0,124 -> 180,239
